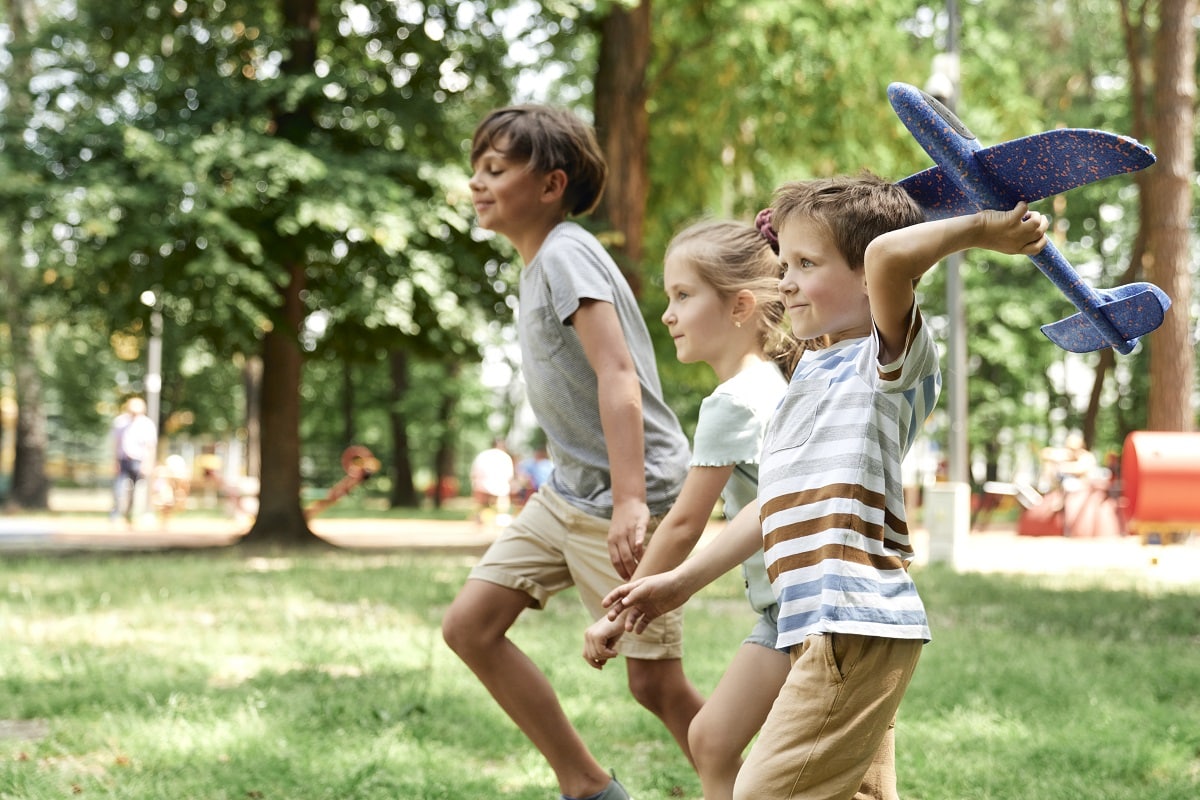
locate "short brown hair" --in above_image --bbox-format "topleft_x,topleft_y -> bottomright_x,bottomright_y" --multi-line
771,173 -> 925,269
471,105 -> 608,217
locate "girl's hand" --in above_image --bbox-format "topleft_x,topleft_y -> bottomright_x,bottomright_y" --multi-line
603,569 -> 691,634
582,613 -> 627,669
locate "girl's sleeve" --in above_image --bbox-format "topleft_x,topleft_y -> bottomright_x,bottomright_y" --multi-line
690,392 -> 763,468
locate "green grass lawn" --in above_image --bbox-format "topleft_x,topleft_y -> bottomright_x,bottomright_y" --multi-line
1,548 -> 1197,799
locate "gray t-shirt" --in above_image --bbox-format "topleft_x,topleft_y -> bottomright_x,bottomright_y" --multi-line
518,222 -> 689,518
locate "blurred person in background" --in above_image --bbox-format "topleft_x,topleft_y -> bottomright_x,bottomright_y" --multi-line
110,397 -> 157,527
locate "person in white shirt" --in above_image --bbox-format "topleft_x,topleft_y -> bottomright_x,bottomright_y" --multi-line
111,396 -> 157,526
469,439 -> 516,527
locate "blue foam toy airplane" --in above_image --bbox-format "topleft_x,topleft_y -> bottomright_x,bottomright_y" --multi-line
888,81 -> 1170,355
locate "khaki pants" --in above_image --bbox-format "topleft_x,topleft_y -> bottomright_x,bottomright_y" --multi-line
734,633 -> 922,800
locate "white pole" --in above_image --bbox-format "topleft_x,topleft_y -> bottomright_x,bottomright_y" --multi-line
139,294 -> 163,522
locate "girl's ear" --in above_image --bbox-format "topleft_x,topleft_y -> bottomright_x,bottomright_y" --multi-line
732,288 -> 758,326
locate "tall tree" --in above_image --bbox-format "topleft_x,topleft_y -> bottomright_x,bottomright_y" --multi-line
0,0 -> 50,509
1141,0 -> 1196,431
592,0 -> 651,294
33,1 -> 514,537
243,0 -> 320,545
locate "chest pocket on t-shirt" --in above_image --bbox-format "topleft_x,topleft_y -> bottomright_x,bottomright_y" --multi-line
526,303 -> 567,363
764,382 -> 826,454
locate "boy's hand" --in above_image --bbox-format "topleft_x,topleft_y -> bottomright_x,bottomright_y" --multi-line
980,202 -> 1050,255
582,613 -> 627,669
607,499 -> 649,580
602,569 -> 690,634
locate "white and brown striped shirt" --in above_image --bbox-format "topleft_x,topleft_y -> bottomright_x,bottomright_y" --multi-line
759,307 -> 940,649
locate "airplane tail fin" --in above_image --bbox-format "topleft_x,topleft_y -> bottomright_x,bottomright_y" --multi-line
1040,282 -> 1172,354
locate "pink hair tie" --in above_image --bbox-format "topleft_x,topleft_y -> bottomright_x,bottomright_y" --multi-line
755,208 -> 779,253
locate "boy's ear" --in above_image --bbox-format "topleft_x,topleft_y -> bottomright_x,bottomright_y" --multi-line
541,169 -> 568,204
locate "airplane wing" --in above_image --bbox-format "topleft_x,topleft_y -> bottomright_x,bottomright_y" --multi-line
898,129 -> 1154,221
896,167 -> 977,220
976,129 -> 1155,203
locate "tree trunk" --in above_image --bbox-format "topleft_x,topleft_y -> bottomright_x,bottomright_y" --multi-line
388,348 -> 419,507
431,362 -> 461,511
242,261 -> 317,545
7,349 -> 50,510
241,0 -> 323,545
242,355 -> 262,481
1,0 -> 50,511
592,0 -> 651,297
1144,0 -> 1195,431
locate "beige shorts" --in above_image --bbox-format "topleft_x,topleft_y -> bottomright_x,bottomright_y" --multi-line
468,485 -> 684,660
734,634 -> 922,800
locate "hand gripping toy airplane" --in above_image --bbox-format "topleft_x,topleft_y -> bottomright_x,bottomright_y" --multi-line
888,81 -> 1170,355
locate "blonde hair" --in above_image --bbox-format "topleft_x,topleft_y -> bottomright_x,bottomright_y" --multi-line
665,219 -> 801,377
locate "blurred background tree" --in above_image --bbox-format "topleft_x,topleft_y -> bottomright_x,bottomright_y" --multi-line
0,0 -> 1192,536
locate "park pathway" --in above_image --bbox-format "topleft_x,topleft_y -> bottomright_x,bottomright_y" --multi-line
1,510 -> 1197,587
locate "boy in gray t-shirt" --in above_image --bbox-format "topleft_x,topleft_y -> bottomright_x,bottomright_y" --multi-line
441,104 -> 700,800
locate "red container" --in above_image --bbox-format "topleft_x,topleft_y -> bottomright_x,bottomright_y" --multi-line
1121,431 -> 1200,523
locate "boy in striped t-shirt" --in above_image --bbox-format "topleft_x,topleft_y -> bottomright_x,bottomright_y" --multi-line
605,174 -> 1048,798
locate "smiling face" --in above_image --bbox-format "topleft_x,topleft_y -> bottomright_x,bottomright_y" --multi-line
468,140 -> 555,242
660,251 -> 737,367
776,215 -> 872,344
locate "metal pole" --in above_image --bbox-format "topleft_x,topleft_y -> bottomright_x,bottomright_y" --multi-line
924,0 -> 971,568
943,0 -> 968,486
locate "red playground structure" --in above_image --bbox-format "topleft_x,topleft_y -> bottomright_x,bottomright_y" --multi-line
1014,431 -> 1200,542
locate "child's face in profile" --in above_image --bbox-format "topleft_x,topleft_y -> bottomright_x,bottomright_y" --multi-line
660,251 -> 737,368
776,216 -> 871,344
468,136 -> 546,238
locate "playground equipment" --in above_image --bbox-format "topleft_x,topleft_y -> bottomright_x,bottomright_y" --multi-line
1121,431 -> 1200,544
304,446 -> 382,520
1011,479 -> 1123,539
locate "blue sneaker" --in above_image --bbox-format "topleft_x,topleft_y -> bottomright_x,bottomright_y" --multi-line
561,771 -> 631,800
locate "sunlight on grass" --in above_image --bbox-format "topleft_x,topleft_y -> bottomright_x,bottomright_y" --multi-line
2,551 -> 1197,799
919,700 -> 1034,748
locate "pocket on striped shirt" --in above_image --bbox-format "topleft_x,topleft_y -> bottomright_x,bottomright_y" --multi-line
764,383 -> 824,454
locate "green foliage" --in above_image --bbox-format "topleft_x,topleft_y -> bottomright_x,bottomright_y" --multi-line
645,0 -> 933,250
9,1 -> 527,496
3,0 -> 1181,497
29,0 -> 517,354
297,351 -> 501,491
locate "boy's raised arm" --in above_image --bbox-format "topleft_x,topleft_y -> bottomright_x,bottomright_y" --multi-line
865,202 -> 1049,361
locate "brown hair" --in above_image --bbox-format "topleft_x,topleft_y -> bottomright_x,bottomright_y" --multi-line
665,219 -> 802,377
470,104 -> 608,217
770,172 -> 925,269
